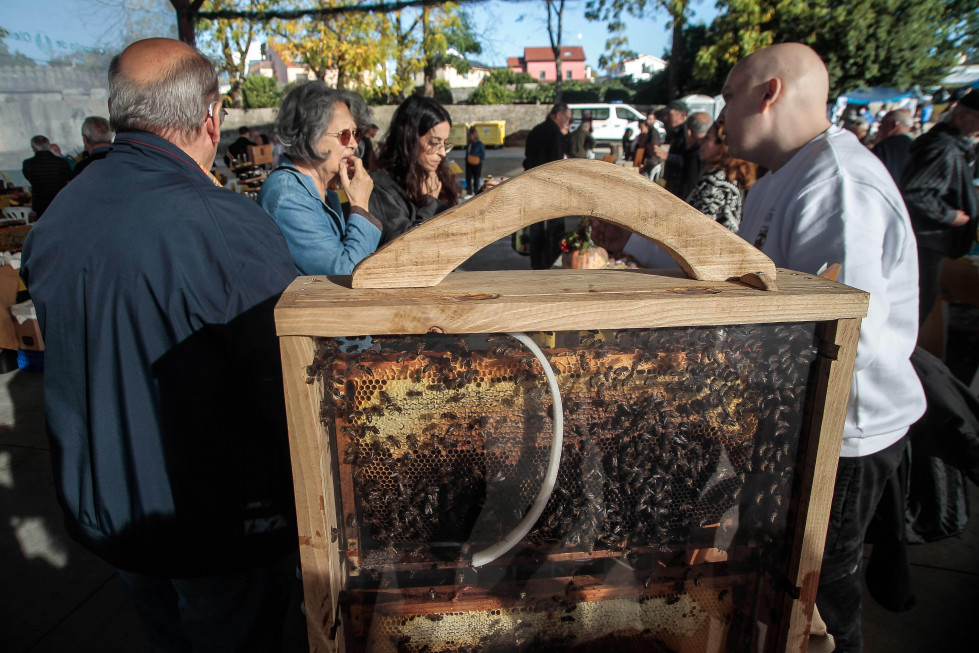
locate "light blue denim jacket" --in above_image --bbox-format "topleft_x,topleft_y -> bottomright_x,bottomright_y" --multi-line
258,156 -> 381,275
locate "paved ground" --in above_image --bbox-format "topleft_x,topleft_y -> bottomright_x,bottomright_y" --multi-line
4,155 -> 978,651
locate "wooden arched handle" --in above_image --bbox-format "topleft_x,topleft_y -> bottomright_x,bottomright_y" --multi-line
352,159 -> 777,290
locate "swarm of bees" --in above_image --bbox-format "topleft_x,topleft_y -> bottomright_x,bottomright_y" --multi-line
311,324 -> 819,569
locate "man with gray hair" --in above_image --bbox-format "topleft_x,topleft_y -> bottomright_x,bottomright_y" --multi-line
21,134 -> 72,217
871,109 -> 914,181
71,115 -> 115,178
22,38 -> 299,650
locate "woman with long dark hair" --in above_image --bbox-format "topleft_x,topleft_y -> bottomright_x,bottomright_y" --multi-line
685,121 -> 758,232
370,95 -> 460,245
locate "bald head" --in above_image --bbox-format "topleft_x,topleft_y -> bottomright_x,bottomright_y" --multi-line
109,38 -> 219,143
719,43 -> 832,171
873,109 -> 912,144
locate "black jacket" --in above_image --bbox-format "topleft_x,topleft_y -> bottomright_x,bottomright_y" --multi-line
523,117 -> 565,170
368,169 -> 448,245
872,133 -> 913,182
21,131 -> 298,577
22,150 -> 72,217
900,122 -> 979,258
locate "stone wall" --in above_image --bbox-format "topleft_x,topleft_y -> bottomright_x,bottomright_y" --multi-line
220,104 -> 553,151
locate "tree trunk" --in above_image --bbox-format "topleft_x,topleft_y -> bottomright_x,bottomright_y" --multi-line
422,6 -> 434,97
667,4 -> 686,101
229,80 -> 243,108
547,0 -> 565,103
170,0 -> 204,48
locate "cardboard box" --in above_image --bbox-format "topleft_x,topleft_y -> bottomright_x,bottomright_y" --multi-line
10,300 -> 43,351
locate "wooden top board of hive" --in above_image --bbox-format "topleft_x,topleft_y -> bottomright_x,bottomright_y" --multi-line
274,268 -> 868,337
273,159 -> 869,337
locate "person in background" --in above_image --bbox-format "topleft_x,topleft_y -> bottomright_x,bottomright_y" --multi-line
685,121 -> 757,232
360,122 -> 380,170
621,127 -> 636,161
72,116 -> 115,179
669,112 -> 711,200
899,90 -> 979,326
523,102 -> 572,269
370,95 -> 460,246
567,118 -> 595,159
465,125 -> 486,196
650,100 -> 690,192
21,38 -> 302,650
259,82 -> 380,275
843,116 -> 870,144
224,125 -> 255,166
719,43 -> 925,653
22,134 -> 72,218
871,109 -> 914,182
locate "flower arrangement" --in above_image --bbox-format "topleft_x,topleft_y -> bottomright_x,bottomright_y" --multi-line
560,218 -> 609,269
559,217 -> 597,253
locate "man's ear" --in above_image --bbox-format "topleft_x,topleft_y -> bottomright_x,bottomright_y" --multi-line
760,77 -> 782,112
204,110 -> 221,145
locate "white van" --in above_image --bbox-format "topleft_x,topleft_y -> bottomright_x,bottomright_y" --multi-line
568,103 -> 666,143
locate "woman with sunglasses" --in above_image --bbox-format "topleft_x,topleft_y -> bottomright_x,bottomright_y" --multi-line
258,82 -> 381,275
685,121 -> 758,232
369,95 -> 460,245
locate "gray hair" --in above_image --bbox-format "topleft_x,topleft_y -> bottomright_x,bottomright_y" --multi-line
275,82 -> 371,162
108,47 -> 218,141
30,135 -> 51,151
686,112 -> 712,135
81,116 -> 115,144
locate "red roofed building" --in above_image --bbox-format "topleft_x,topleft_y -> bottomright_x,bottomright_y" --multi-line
507,46 -> 587,82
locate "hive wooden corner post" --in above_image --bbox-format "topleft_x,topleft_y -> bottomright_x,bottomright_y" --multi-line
280,334 -> 343,653
777,317 -> 862,652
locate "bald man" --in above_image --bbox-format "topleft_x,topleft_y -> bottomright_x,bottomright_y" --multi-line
871,109 -> 914,181
720,44 -> 925,653
22,39 -> 300,650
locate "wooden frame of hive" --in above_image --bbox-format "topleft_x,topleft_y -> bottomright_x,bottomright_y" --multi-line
274,159 -> 869,653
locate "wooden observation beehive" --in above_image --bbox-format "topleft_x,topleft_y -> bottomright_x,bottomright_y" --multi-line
275,160 -> 868,653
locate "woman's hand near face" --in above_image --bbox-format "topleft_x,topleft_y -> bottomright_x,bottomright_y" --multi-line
423,170 -> 442,199
339,155 -> 373,209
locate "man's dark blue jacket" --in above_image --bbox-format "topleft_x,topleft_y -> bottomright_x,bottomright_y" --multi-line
22,131 -> 299,577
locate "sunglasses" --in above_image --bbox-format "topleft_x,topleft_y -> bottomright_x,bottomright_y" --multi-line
325,129 -> 360,146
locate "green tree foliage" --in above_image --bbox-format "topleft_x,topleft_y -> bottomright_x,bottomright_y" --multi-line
271,0 -> 386,89
199,0 -> 276,108
696,0 -> 964,96
241,74 -> 281,107
585,0 -> 699,99
487,68 -> 534,85
633,22 -> 710,103
419,5 -> 482,97
468,79 -> 513,104
599,20 -> 637,76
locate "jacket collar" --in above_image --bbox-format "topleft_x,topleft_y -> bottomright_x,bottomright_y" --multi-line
276,155 -> 321,201
113,131 -> 217,184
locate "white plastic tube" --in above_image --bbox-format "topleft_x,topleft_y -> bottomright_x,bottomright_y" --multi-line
470,332 -> 564,567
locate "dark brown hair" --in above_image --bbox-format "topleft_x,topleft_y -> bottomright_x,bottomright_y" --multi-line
375,96 -> 459,208
704,122 -> 757,190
